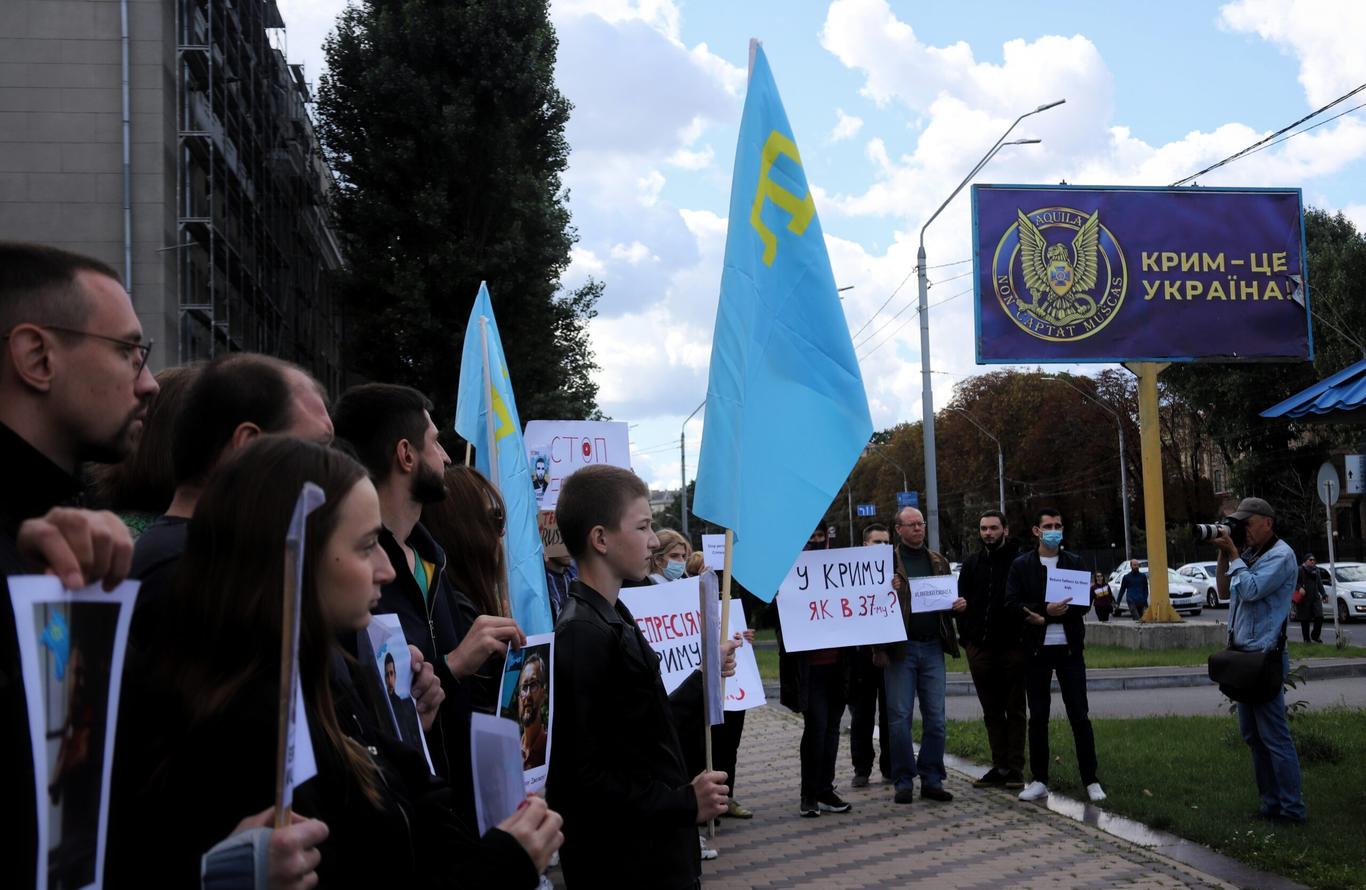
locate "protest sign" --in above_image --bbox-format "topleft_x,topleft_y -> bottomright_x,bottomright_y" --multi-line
497,633 -> 554,793
276,483 -> 324,826
724,602 -> 765,712
1046,567 -> 1092,604
10,576 -> 138,890
364,614 -> 435,773
537,510 -> 568,559
470,713 -> 525,837
701,534 -> 726,572
524,420 -> 631,512
909,575 -> 958,613
775,545 -> 906,652
619,577 -> 704,695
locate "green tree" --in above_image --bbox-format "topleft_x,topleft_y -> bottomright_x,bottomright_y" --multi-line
317,0 -> 600,420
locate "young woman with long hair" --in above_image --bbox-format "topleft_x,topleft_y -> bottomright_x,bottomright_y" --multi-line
108,437 -> 559,886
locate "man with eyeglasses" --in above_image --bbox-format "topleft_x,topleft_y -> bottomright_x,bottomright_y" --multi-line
1,241 -> 160,887
874,506 -> 962,805
517,653 -> 549,769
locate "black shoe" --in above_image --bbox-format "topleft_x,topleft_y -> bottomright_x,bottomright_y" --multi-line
973,768 -> 1006,788
921,785 -> 954,802
1250,809 -> 1281,821
893,787 -> 915,804
1269,813 -> 1307,826
817,791 -> 851,813
1003,770 -> 1026,790
799,798 -> 820,818
851,773 -> 870,788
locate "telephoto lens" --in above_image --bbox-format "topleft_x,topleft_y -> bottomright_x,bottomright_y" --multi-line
1193,517 -> 1245,549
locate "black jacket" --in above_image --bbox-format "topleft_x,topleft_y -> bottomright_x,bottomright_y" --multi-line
0,421 -> 84,890
956,539 -> 1024,648
546,581 -> 701,890
107,651 -> 536,888
1004,549 -> 1092,653
877,544 -> 959,659
374,521 -> 475,815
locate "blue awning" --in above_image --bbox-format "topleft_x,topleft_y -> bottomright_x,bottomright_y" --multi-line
1260,356 -> 1366,421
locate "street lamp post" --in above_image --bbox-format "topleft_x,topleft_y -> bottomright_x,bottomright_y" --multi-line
866,443 -> 909,496
917,100 -> 1064,552
944,407 -> 1005,514
1043,375 -> 1132,561
679,398 -> 705,541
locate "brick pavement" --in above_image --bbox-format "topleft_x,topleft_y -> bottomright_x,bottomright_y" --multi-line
697,705 -> 1235,890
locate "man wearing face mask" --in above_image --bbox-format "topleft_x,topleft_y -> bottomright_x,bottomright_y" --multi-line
955,510 -> 1026,790
1005,508 -> 1104,803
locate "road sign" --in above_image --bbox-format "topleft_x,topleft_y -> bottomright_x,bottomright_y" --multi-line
1347,454 -> 1363,495
1317,461 -> 1340,507
856,503 -> 877,518
896,491 -> 919,509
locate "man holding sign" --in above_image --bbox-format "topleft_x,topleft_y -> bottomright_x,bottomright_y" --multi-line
1005,508 -> 1105,804
875,507 -> 963,806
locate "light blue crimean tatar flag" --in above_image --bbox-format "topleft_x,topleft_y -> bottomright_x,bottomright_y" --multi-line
693,45 -> 873,602
454,283 -> 553,635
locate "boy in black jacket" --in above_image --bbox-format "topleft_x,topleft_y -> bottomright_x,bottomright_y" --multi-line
1005,507 -> 1105,804
547,465 -> 733,889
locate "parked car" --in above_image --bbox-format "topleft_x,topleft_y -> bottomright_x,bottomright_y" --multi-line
1321,561 -> 1366,624
1107,565 -> 1202,616
1176,562 -> 1226,608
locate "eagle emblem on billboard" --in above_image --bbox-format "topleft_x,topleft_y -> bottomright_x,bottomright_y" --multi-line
990,206 -> 1127,342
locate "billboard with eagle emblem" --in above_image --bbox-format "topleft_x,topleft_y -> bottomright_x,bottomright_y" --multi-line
971,184 -> 1309,363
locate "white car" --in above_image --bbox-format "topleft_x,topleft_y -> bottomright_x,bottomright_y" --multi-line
1322,562 -> 1366,624
1108,565 -> 1203,616
1176,562 -> 1226,609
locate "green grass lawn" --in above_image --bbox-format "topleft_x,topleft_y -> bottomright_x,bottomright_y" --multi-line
939,710 -> 1366,890
751,640 -> 1366,679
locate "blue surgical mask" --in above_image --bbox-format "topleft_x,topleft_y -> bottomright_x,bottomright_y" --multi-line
1041,530 -> 1064,549
662,560 -> 686,581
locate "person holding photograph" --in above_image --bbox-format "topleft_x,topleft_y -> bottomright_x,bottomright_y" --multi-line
107,437 -> 560,888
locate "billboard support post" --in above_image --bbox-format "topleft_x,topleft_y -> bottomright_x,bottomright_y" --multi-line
1125,361 -> 1181,623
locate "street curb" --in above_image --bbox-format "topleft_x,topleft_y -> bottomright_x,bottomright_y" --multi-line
762,659 -> 1366,700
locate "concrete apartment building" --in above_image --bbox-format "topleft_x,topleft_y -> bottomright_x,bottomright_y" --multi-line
0,0 -> 344,393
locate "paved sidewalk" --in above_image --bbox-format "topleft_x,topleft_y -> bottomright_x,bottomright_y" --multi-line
698,705 -> 1239,890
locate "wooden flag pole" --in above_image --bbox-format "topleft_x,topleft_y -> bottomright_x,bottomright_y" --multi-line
480,316 -> 514,619
702,572 -> 717,841
273,548 -> 298,829
464,441 -> 472,467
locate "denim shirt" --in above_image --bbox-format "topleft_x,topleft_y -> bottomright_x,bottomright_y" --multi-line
1227,537 -> 1296,651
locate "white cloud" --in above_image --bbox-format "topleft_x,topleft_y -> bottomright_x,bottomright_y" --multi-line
832,108 -> 864,142
609,241 -> 657,264
1343,203 -> 1366,235
1219,0 -> 1366,107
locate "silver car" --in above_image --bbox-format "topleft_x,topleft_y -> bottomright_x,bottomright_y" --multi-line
1176,562 -> 1226,609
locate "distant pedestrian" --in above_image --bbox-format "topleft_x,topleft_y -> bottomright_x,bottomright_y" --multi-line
1296,555 -> 1325,643
1118,559 -> 1148,621
1092,572 -> 1114,622
849,523 -> 892,788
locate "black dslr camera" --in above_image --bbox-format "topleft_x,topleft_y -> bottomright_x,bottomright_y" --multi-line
1194,516 -> 1245,550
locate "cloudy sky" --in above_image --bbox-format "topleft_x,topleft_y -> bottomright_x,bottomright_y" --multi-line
276,0 -> 1366,490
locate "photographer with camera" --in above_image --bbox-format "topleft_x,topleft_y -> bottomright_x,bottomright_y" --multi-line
1210,497 -> 1305,824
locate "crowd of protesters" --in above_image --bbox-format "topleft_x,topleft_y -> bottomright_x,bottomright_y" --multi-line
0,241 -> 1306,890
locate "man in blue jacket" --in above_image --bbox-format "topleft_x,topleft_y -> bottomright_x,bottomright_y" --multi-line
1118,559 -> 1148,621
1005,507 -> 1105,804
1214,497 -> 1305,823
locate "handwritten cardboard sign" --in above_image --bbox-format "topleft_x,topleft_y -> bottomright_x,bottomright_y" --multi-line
775,545 -> 906,652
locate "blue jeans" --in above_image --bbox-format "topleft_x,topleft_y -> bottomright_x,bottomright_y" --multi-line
883,640 -> 947,791
1236,650 -> 1306,820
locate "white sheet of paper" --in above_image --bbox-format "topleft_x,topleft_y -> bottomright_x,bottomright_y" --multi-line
724,602 -> 766,712
619,577 -> 703,694
470,712 -> 525,836
1046,567 -> 1091,604
497,632 -> 554,793
775,545 -> 907,652
908,575 -> 957,613
9,576 -> 139,890
701,535 -> 726,572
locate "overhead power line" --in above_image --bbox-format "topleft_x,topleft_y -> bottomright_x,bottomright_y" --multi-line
1171,81 -> 1366,186
848,258 -> 971,341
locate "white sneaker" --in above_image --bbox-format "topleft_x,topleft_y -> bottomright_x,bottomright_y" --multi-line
1086,783 -> 1107,802
699,835 -> 718,861
1018,781 -> 1049,801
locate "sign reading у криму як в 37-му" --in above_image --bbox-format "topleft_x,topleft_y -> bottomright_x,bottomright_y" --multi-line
970,185 -> 1310,363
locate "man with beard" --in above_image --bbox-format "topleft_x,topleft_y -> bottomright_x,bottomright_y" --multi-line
2,241 -> 158,887
334,384 -> 524,818
955,510 -> 1026,789
516,653 -> 549,769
